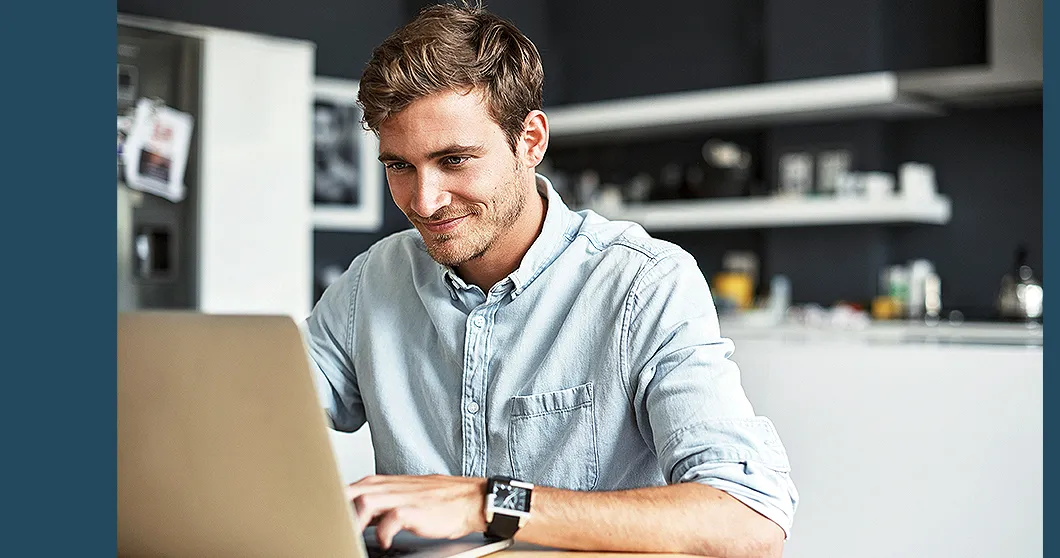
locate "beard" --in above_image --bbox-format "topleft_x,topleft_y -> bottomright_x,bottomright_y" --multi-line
411,169 -> 527,268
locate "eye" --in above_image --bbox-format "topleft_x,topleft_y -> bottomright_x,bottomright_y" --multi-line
384,161 -> 410,171
442,155 -> 469,167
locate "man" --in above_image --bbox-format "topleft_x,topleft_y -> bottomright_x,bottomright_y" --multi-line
303,3 -> 798,557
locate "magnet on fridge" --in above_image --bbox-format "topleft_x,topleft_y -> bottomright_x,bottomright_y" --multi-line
122,98 -> 194,203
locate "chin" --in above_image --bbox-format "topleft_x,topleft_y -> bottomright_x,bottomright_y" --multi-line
425,241 -> 472,268
426,237 -> 492,268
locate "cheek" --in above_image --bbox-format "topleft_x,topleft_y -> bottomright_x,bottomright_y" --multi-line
434,168 -> 488,207
385,172 -> 413,207
462,163 -> 511,203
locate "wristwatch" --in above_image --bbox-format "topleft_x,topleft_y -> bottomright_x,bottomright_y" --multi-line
484,476 -> 534,540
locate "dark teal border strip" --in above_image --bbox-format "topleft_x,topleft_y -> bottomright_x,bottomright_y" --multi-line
1043,0 -> 1055,555
1,3 -> 116,555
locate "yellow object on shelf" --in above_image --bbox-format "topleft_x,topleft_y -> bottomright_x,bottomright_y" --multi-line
871,295 -> 904,320
713,272 -> 755,310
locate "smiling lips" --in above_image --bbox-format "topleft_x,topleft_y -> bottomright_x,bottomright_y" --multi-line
420,215 -> 469,234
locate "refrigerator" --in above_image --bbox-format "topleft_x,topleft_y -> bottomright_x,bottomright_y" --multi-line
116,15 -> 316,320
117,24 -> 202,311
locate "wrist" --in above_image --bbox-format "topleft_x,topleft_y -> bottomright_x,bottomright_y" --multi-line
484,476 -> 535,540
471,477 -> 488,532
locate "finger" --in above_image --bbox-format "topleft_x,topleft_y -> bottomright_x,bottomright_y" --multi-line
347,483 -> 425,504
346,476 -> 431,500
351,474 -> 448,487
350,474 -> 437,486
353,492 -> 416,533
350,474 -> 387,486
375,509 -> 406,549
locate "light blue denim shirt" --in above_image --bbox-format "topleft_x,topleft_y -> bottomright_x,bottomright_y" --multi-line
303,174 -> 799,536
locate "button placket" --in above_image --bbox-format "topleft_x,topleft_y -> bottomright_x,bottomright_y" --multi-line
462,309 -> 490,477
474,291 -> 507,477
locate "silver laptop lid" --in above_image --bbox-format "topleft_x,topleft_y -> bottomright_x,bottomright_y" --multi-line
118,312 -> 365,557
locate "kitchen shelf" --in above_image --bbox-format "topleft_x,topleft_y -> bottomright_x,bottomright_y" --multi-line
583,194 -> 952,231
546,72 -> 942,144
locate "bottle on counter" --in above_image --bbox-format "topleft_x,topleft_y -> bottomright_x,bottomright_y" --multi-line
768,275 -> 792,322
998,244 -> 1043,321
923,271 -> 942,325
872,265 -> 908,320
906,259 -> 935,320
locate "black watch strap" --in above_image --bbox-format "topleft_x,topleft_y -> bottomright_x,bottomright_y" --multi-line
485,512 -> 520,540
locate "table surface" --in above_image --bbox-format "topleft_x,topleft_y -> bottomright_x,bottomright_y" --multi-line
370,531 -> 700,558
497,552 -> 695,558
496,540 -> 698,558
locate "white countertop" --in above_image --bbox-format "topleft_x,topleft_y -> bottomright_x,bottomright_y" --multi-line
719,317 -> 1043,347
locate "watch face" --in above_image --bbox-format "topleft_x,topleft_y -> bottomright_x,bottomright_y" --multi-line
490,481 -> 529,512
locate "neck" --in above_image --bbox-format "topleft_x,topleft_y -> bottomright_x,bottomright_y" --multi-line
457,181 -> 547,291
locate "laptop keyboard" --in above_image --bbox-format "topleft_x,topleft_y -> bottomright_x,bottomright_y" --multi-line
365,545 -> 417,558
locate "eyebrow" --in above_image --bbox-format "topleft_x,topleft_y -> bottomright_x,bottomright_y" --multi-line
378,144 -> 485,163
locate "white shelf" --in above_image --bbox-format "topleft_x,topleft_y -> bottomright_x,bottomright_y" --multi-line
546,72 -> 942,143
585,195 -> 952,231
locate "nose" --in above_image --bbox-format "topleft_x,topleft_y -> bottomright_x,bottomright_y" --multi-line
409,170 -> 451,218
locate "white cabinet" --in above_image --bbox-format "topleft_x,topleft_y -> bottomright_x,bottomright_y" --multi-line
730,333 -> 1042,558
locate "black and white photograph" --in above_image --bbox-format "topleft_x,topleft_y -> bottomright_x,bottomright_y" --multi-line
312,78 -> 383,231
314,99 -> 359,205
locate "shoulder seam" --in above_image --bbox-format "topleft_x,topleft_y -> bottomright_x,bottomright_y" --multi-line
574,221 -> 682,261
618,248 -> 693,405
345,245 -> 373,358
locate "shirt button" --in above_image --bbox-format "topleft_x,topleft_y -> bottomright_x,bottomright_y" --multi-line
472,316 -> 486,328
467,401 -> 480,414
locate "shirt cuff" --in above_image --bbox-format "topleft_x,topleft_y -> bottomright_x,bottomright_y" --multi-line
681,461 -> 798,539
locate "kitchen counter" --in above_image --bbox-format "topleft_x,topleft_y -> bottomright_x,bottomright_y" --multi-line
719,317 -> 1043,347
726,317 -> 1042,558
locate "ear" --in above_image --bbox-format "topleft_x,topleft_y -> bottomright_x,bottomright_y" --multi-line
517,110 -> 549,168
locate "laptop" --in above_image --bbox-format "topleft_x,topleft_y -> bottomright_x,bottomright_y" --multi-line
118,311 -> 514,558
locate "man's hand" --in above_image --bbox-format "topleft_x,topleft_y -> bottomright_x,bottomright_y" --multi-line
346,475 -> 487,548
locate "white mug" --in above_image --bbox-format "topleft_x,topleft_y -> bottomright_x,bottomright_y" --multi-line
862,172 -> 895,200
900,162 -> 937,200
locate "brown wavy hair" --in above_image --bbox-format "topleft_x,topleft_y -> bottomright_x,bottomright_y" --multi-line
357,1 -> 544,152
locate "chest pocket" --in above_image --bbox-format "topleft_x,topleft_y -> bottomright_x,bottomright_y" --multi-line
508,382 -> 598,491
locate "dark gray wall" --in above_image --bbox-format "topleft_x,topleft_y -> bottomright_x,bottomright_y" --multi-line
763,0 -> 986,81
547,0 -> 764,103
117,0 -> 406,78
885,1 -> 988,71
764,0 -> 888,81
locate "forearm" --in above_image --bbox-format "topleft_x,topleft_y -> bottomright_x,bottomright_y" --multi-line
511,483 -> 784,558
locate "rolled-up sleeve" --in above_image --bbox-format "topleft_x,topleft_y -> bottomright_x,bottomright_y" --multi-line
623,249 -> 799,537
300,251 -> 369,433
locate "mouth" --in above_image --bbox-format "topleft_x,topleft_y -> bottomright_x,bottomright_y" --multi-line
419,215 -> 469,234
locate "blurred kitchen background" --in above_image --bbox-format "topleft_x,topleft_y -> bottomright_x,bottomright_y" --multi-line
116,1 -> 1043,557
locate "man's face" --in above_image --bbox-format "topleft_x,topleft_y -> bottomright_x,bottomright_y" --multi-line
378,88 -> 528,268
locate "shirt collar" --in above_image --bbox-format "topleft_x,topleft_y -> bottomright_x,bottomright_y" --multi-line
437,173 -> 576,298
508,173 -> 576,297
